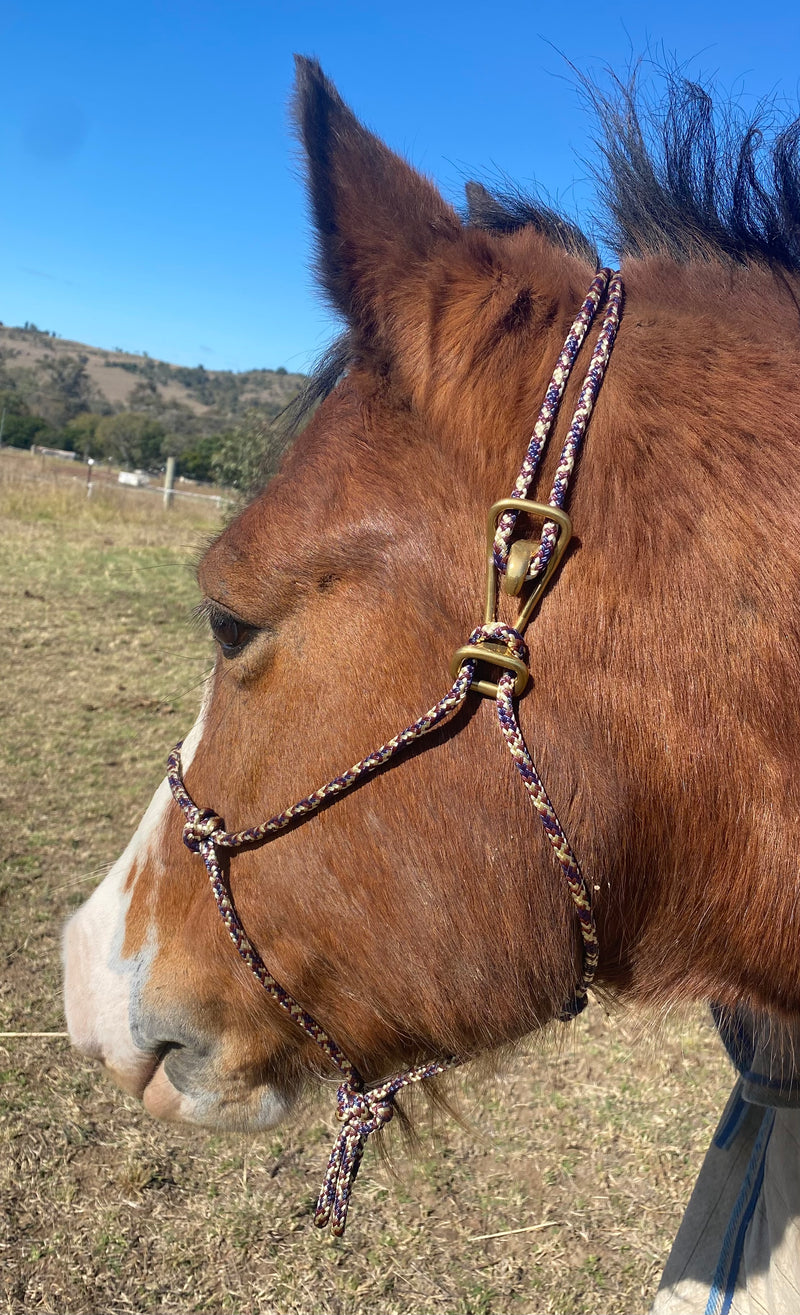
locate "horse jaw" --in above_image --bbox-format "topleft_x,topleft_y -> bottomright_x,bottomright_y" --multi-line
62,696 -> 293,1133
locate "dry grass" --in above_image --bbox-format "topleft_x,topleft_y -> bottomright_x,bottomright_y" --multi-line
0,448 -> 734,1314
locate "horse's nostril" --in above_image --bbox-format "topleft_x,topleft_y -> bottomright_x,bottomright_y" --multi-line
161,1041 -> 211,1095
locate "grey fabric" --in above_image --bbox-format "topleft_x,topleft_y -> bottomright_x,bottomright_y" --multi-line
652,1011 -> 800,1315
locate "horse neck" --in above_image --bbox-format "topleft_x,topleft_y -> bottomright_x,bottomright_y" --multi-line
519,257 -> 800,1017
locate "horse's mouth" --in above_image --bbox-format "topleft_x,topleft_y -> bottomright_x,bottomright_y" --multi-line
101,1048 -> 248,1126
101,1054 -> 158,1100
72,999 -> 293,1133
139,1051 -> 199,1122
131,1047 -> 293,1132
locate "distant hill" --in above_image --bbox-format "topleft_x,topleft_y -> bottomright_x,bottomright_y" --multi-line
0,322 -> 307,482
0,323 -> 305,424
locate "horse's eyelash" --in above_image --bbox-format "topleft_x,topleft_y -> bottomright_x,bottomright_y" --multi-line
192,600 -> 243,630
192,599 -> 216,627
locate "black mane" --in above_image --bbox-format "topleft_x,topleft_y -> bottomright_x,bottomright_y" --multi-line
464,179 -> 599,264
284,71 -> 800,454
469,72 -> 800,271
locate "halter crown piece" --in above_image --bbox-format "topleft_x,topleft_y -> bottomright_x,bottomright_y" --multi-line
168,267 -> 624,1236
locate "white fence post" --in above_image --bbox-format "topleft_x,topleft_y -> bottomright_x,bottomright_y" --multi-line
163,456 -> 176,509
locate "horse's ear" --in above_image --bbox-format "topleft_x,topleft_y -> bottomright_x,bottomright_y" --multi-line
464,180 -> 518,232
293,56 -> 461,344
465,180 -> 505,228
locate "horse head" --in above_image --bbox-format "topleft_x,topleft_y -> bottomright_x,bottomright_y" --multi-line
64,59 -> 800,1170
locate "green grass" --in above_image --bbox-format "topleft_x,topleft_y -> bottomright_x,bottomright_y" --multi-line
0,447 -> 734,1313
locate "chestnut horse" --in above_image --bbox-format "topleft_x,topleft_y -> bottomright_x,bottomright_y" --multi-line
64,54 -> 800,1264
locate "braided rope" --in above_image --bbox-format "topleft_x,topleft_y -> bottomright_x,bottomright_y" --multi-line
168,671 -> 477,1229
168,668 -> 473,853
492,269 -> 611,572
529,272 -> 624,579
166,669 -> 475,1079
490,630 -> 599,1000
314,1058 -> 461,1235
492,269 -> 624,580
165,270 -> 622,1235
167,625 -> 596,1233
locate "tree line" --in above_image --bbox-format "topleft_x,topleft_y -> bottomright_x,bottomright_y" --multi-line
0,329 -> 306,489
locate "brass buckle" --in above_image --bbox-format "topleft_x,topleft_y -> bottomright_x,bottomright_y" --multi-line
485,499 -> 572,631
450,640 -> 529,699
449,498 -> 572,699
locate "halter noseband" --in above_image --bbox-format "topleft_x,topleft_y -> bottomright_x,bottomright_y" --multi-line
167,267 -> 624,1235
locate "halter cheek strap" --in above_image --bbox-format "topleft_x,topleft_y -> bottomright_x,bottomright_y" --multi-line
167,267 -> 623,1236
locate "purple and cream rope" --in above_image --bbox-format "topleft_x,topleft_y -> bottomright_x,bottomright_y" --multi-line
493,269 -> 624,579
169,659 -> 472,1236
167,268 -> 623,1236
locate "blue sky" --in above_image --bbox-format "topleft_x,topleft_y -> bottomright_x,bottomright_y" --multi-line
2,1 -> 799,373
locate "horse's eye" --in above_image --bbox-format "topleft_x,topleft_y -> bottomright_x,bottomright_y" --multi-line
208,609 -> 257,658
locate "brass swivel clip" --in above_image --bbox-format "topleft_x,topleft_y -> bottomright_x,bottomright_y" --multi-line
450,498 -> 572,698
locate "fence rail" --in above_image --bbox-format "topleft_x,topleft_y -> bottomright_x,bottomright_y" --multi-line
2,445 -> 234,509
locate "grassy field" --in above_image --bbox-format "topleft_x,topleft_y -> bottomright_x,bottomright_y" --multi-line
0,447 -> 734,1314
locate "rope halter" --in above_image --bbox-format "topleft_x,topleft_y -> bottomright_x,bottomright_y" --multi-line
167,267 -> 624,1235
182,809 -> 225,851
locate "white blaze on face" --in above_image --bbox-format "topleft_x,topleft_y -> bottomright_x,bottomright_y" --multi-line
64,690 -> 294,1132
63,694 -> 209,1094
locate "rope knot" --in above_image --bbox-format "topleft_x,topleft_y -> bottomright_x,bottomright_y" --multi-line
467,622 -> 528,666
314,1082 -> 397,1235
336,1083 -> 395,1136
181,808 -> 225,853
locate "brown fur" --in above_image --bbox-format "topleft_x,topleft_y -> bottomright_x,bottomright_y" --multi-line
125,60 -> 800,1100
